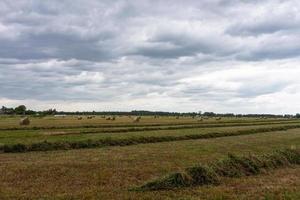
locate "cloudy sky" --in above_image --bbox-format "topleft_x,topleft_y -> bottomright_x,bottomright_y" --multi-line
1,0 -> 300,114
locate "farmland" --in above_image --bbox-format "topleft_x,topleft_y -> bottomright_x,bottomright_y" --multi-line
0,115 -> 300,199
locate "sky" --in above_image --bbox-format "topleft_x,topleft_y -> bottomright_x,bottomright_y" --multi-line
1,0 -> 300,114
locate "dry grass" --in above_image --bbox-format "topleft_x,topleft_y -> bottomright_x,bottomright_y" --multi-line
0,128 -> 299,199
0,115 -> 296,130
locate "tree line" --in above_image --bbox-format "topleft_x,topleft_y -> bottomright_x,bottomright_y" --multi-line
1,105 -> 300,118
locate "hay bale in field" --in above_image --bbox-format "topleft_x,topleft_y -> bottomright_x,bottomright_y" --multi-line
77,116 -> 83,120
87,116 -> 93,119
133,116 -> 141,122
111,116 -> 116,121
176,116 -> 179,119
19,117 -> 30,126
106,116 -> 111,120
216,117 -> 222,120
197,117 -> 203,122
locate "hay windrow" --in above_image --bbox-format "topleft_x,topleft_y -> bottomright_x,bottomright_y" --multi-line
138,149 -> 300,191
1,125 -> 300,153
0,119 -> 298,131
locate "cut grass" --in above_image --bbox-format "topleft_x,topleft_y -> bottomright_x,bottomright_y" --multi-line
138,149 -> 300,190
0,117 -> 297,130
1,123 -> 295,145
0,129 -> 299,199
15,120 -> 300,135
1,116 -> 299,199
2,124 -> 300,153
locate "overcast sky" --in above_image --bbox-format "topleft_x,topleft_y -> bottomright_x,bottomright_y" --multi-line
1,0 -> 300,114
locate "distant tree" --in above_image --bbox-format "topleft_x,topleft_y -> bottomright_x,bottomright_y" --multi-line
14,105 -> 27,115
296,113 -> 300,118
203,112 -> 216,117
2,106 -> 14,114
42,108 -> 57,115
0,106 -> 6,112
25,110 -> 37,115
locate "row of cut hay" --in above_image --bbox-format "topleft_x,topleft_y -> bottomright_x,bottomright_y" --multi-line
0,119 -> 297,131
49,122 -> 300,136
138,148 -> 300,191
1,124 -> 300,153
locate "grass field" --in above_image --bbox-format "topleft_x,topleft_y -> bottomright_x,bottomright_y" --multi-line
0,116 -> 299,199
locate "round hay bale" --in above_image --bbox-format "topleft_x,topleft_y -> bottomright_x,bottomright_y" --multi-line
77,117 -> 83,120
133,116 -> 141,122
19,117 -> 30,126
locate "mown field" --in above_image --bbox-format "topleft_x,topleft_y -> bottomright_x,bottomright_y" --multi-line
0,115 -> 299,199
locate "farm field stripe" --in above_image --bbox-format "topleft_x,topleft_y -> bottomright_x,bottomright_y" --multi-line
45,121 -> 300,136
0,119 -> 297,131
137,148 -> 300,191
1,124 -> 300,153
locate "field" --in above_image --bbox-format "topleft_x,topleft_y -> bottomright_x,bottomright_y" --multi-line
0,115 -> 300,199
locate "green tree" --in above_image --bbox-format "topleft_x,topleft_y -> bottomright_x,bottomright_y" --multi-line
14,105 -> 27,115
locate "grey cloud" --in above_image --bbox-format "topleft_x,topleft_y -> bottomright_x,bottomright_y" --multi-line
236,35 -> 300,61
226,18 -> 300,36
130,31 -> 240,59
1,0 -> 300,113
